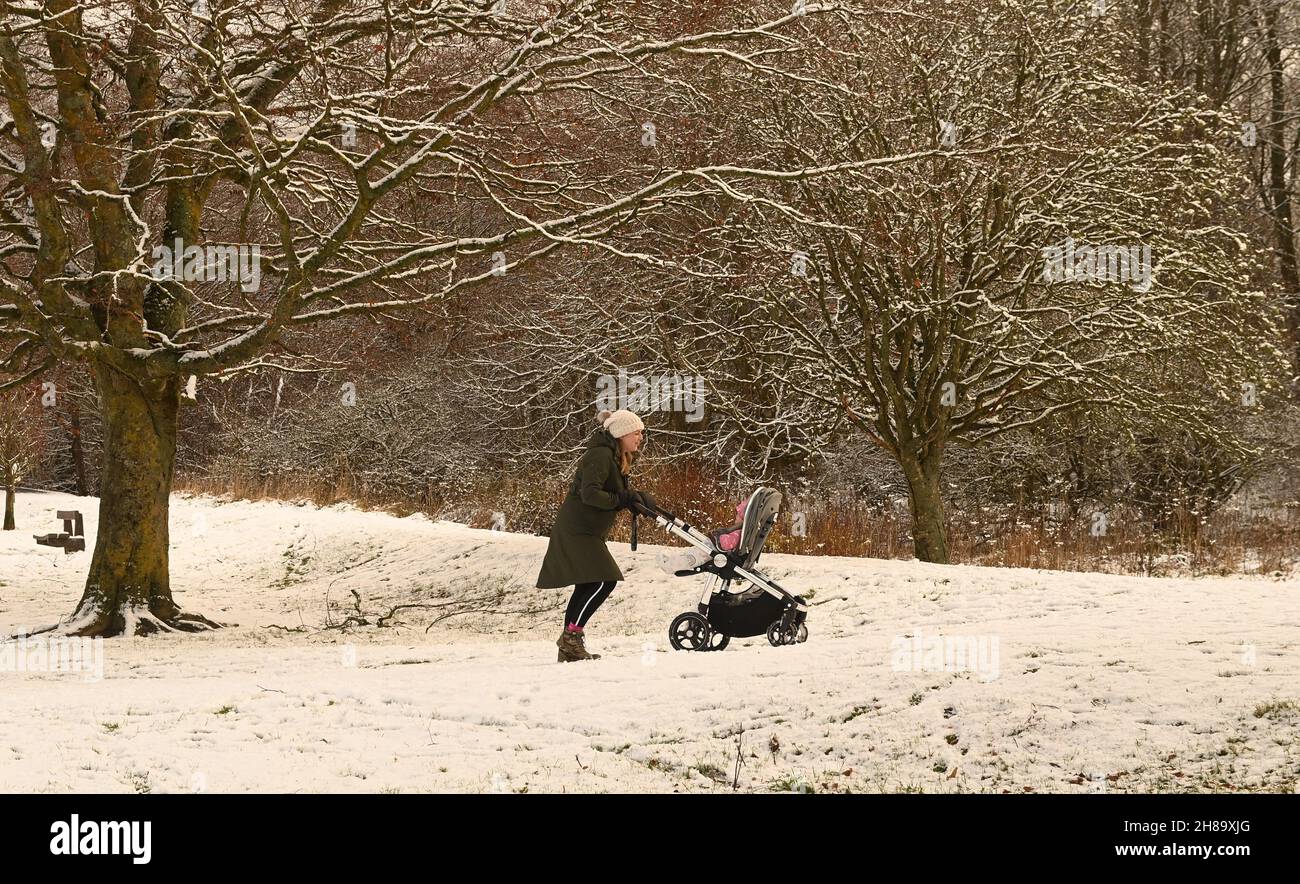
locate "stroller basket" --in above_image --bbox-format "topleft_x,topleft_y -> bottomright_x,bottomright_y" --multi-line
631,488 -> 809,652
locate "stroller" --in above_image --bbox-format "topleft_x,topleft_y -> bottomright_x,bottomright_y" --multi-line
630,488 -> 809,652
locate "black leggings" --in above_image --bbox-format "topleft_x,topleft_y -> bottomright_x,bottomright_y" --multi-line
564,581 -> 617,628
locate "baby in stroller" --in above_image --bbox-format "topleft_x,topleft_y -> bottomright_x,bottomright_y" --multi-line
659,498 -> 747,575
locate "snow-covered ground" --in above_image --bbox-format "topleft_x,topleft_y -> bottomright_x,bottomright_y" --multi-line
2,490 -> 1298,794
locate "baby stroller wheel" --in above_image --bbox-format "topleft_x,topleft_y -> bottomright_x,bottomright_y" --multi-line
705,631 -> 730,652
669,612 -> 712,651
796,623 -> 808,643
766,620 -> 796,647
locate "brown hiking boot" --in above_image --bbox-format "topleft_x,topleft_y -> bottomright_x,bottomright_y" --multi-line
557,627 -> 601,661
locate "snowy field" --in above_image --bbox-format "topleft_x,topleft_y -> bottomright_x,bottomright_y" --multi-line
1,489 -> 1298,794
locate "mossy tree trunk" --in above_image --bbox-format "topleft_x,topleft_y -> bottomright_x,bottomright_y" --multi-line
900,447 -> 950,564
63,366 -> 218,636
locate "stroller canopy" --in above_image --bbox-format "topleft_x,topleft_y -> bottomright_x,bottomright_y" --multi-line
736,487 -> 782,568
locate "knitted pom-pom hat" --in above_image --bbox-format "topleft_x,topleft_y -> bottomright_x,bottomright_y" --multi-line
596,409 -> 645,439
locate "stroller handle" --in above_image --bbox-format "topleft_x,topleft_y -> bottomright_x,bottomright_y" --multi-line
630,498 -> 678,523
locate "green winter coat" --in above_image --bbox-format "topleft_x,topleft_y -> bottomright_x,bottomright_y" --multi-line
536,429 -> 630,588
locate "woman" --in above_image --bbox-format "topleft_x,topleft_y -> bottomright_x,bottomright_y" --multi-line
536,408 -> 650,662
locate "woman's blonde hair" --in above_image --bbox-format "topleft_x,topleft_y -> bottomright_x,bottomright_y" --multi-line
617,439 -> 635,475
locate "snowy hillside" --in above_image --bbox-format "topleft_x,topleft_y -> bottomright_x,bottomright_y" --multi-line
2,490 -> 1298,794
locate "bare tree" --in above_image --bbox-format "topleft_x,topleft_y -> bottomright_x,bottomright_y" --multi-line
0,0 -> 862,635
1125,0 -> 1298,364
0,382 -> 41,529
684,2 -> 1290,561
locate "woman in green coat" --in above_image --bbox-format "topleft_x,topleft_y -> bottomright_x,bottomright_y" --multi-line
538,409 -> 648,662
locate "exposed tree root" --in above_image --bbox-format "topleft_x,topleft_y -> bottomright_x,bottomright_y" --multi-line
30,601 -> 228,638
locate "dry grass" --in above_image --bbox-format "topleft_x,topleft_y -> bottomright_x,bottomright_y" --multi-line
175,462 -> 1300,578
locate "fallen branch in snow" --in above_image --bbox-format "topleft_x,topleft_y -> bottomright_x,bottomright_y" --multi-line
4,623 -> 60,640
732,726 -> 745,791
809,596 -> 849,607
271,577 -> 562,634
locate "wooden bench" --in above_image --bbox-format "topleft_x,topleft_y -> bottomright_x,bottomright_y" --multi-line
34,510 -> 86,554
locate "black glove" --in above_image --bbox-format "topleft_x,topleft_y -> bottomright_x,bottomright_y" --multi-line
637,491 -> 658,512
618,490 -> 655,512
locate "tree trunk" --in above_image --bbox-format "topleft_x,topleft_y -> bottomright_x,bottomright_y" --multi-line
3,478 -> 14,531
62,367 -> 219,636
1135,0 -> 1152,83
1264,2 -> 1300,366
69,400 -> 88,496
902,452 -> 949,564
